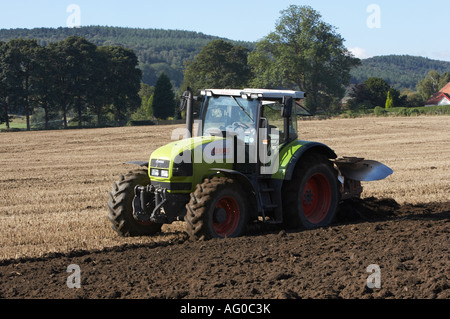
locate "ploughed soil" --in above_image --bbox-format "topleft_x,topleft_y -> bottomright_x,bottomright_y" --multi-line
0,198 -> 448,300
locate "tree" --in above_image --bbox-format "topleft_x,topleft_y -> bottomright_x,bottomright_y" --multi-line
130,84 -> 155,122
152,73 -> 175,120
139,83 -> 155,119
348,83 -> 371,105
364,77 -> 390,107
33,45 -> 61,130
403,90 -> 424,108
2,39 -> 41,131
417,70 -> 450,101
62,36 -> 98,128
98,46 -> 142,126
183,39 -> 252,93
49,39 -> 75,129
385,91 -> 394,109
248,5 -> 360,114
0,41 -> 9,127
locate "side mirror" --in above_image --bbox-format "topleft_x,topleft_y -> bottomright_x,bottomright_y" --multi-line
179,90 -> 189,111
281,96 -> 293,118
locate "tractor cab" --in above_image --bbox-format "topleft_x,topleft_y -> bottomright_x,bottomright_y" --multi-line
192,89 -> 310,176
199,89 -> 309,146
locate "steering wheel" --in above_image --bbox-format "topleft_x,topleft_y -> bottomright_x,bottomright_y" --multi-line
232,122 -> 250,130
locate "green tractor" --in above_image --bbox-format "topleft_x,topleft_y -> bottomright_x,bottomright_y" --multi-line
107,88 -> 393,240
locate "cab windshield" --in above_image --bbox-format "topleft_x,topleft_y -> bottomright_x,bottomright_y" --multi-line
202,96 -> 259,142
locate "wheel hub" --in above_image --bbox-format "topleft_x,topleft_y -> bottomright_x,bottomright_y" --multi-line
212,196 -> 241,237
301,173 -> 332,224
303,189 -> 314,205
214,207 -> 228,224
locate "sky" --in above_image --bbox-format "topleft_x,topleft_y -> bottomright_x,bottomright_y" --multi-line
0,0 -> 449,61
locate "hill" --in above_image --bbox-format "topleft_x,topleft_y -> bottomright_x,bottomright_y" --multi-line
351,55 -> 450,91
0,26 -> 254,89
2,26 -> 450,92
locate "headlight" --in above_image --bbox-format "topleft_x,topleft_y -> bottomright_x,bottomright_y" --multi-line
151,169 -> 169,178
151,169 -> 160,177
160,170 -> 169,178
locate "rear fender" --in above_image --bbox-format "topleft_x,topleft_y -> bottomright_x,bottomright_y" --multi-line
283,142 -> 337,181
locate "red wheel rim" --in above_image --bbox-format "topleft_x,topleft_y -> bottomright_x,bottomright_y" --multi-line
302,173 -> 332,224
137,220 -> 154,226
213,196 -> 240,237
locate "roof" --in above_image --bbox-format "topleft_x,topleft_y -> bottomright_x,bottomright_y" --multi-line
425,92 -> 450,106
439,82 -> 450,95
201,88 -> 306,99
425,82 -> 450,106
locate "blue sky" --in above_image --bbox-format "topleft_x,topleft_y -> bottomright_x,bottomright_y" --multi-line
0,0 -> 449,61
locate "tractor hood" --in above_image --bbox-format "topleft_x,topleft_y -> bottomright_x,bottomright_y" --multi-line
149,136 -> 234,193
150,136 -> 227,164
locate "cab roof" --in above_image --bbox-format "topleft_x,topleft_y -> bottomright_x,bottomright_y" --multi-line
201,88 -> 306,99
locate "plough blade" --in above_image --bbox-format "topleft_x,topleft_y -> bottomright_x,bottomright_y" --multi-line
335,157 -> 393,182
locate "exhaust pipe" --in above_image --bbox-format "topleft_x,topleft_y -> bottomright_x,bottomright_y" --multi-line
183,87 -> 194,138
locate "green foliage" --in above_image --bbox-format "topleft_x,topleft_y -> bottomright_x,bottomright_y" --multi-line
0,26 -> 255,89
373,105 -> 450,116
0,39 -> 41,130
351,55 -> 450,91
183,40 -> 252,93
385,91 -> 394,109
374,106 -> 386,116
0,36 -> 142,129
248,5 -> 360,114
152,73 -> 176,120
364,77 -> 390,107
31,107 -> 63,130
348,77 -> 406,112
417,70 -> 450,101
98,45 -> 142,126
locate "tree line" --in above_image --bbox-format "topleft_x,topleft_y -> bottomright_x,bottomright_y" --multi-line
3,4 -> 361,130
346,70 -> 450,112
351,55 -> 450,91
0,36 -> 142,130
0,26 -> 255,89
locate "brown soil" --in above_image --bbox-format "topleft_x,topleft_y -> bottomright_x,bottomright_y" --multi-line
0,198 -> 448,300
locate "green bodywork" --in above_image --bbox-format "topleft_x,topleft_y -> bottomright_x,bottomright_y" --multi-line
148,136 -> 336,194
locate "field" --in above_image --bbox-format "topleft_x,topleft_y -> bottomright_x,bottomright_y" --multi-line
0,116 -> 449,299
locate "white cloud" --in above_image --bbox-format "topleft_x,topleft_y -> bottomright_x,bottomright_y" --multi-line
349,47 -> 372,59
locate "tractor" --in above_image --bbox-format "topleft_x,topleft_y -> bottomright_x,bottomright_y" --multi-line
107,88 -> 393,240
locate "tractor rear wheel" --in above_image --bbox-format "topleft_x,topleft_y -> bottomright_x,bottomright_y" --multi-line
107,168 -> 162,237
185,177 -> 249,240
283,154 -> 339,230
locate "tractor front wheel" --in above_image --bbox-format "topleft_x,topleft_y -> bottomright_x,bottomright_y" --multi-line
185,177 -> 249,240
107,168 -> 162,237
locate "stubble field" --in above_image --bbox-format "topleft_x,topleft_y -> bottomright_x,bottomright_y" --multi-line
0,116 -> 448,299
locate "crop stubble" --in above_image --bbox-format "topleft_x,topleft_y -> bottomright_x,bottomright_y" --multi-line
0,116 -> 449,261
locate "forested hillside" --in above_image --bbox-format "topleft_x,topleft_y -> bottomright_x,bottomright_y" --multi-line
0,26 -> 254,88
351,55 -> 450,91
2,26 -> 450,92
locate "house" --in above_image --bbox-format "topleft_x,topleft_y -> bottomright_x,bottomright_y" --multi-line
425,82 -> 450,106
